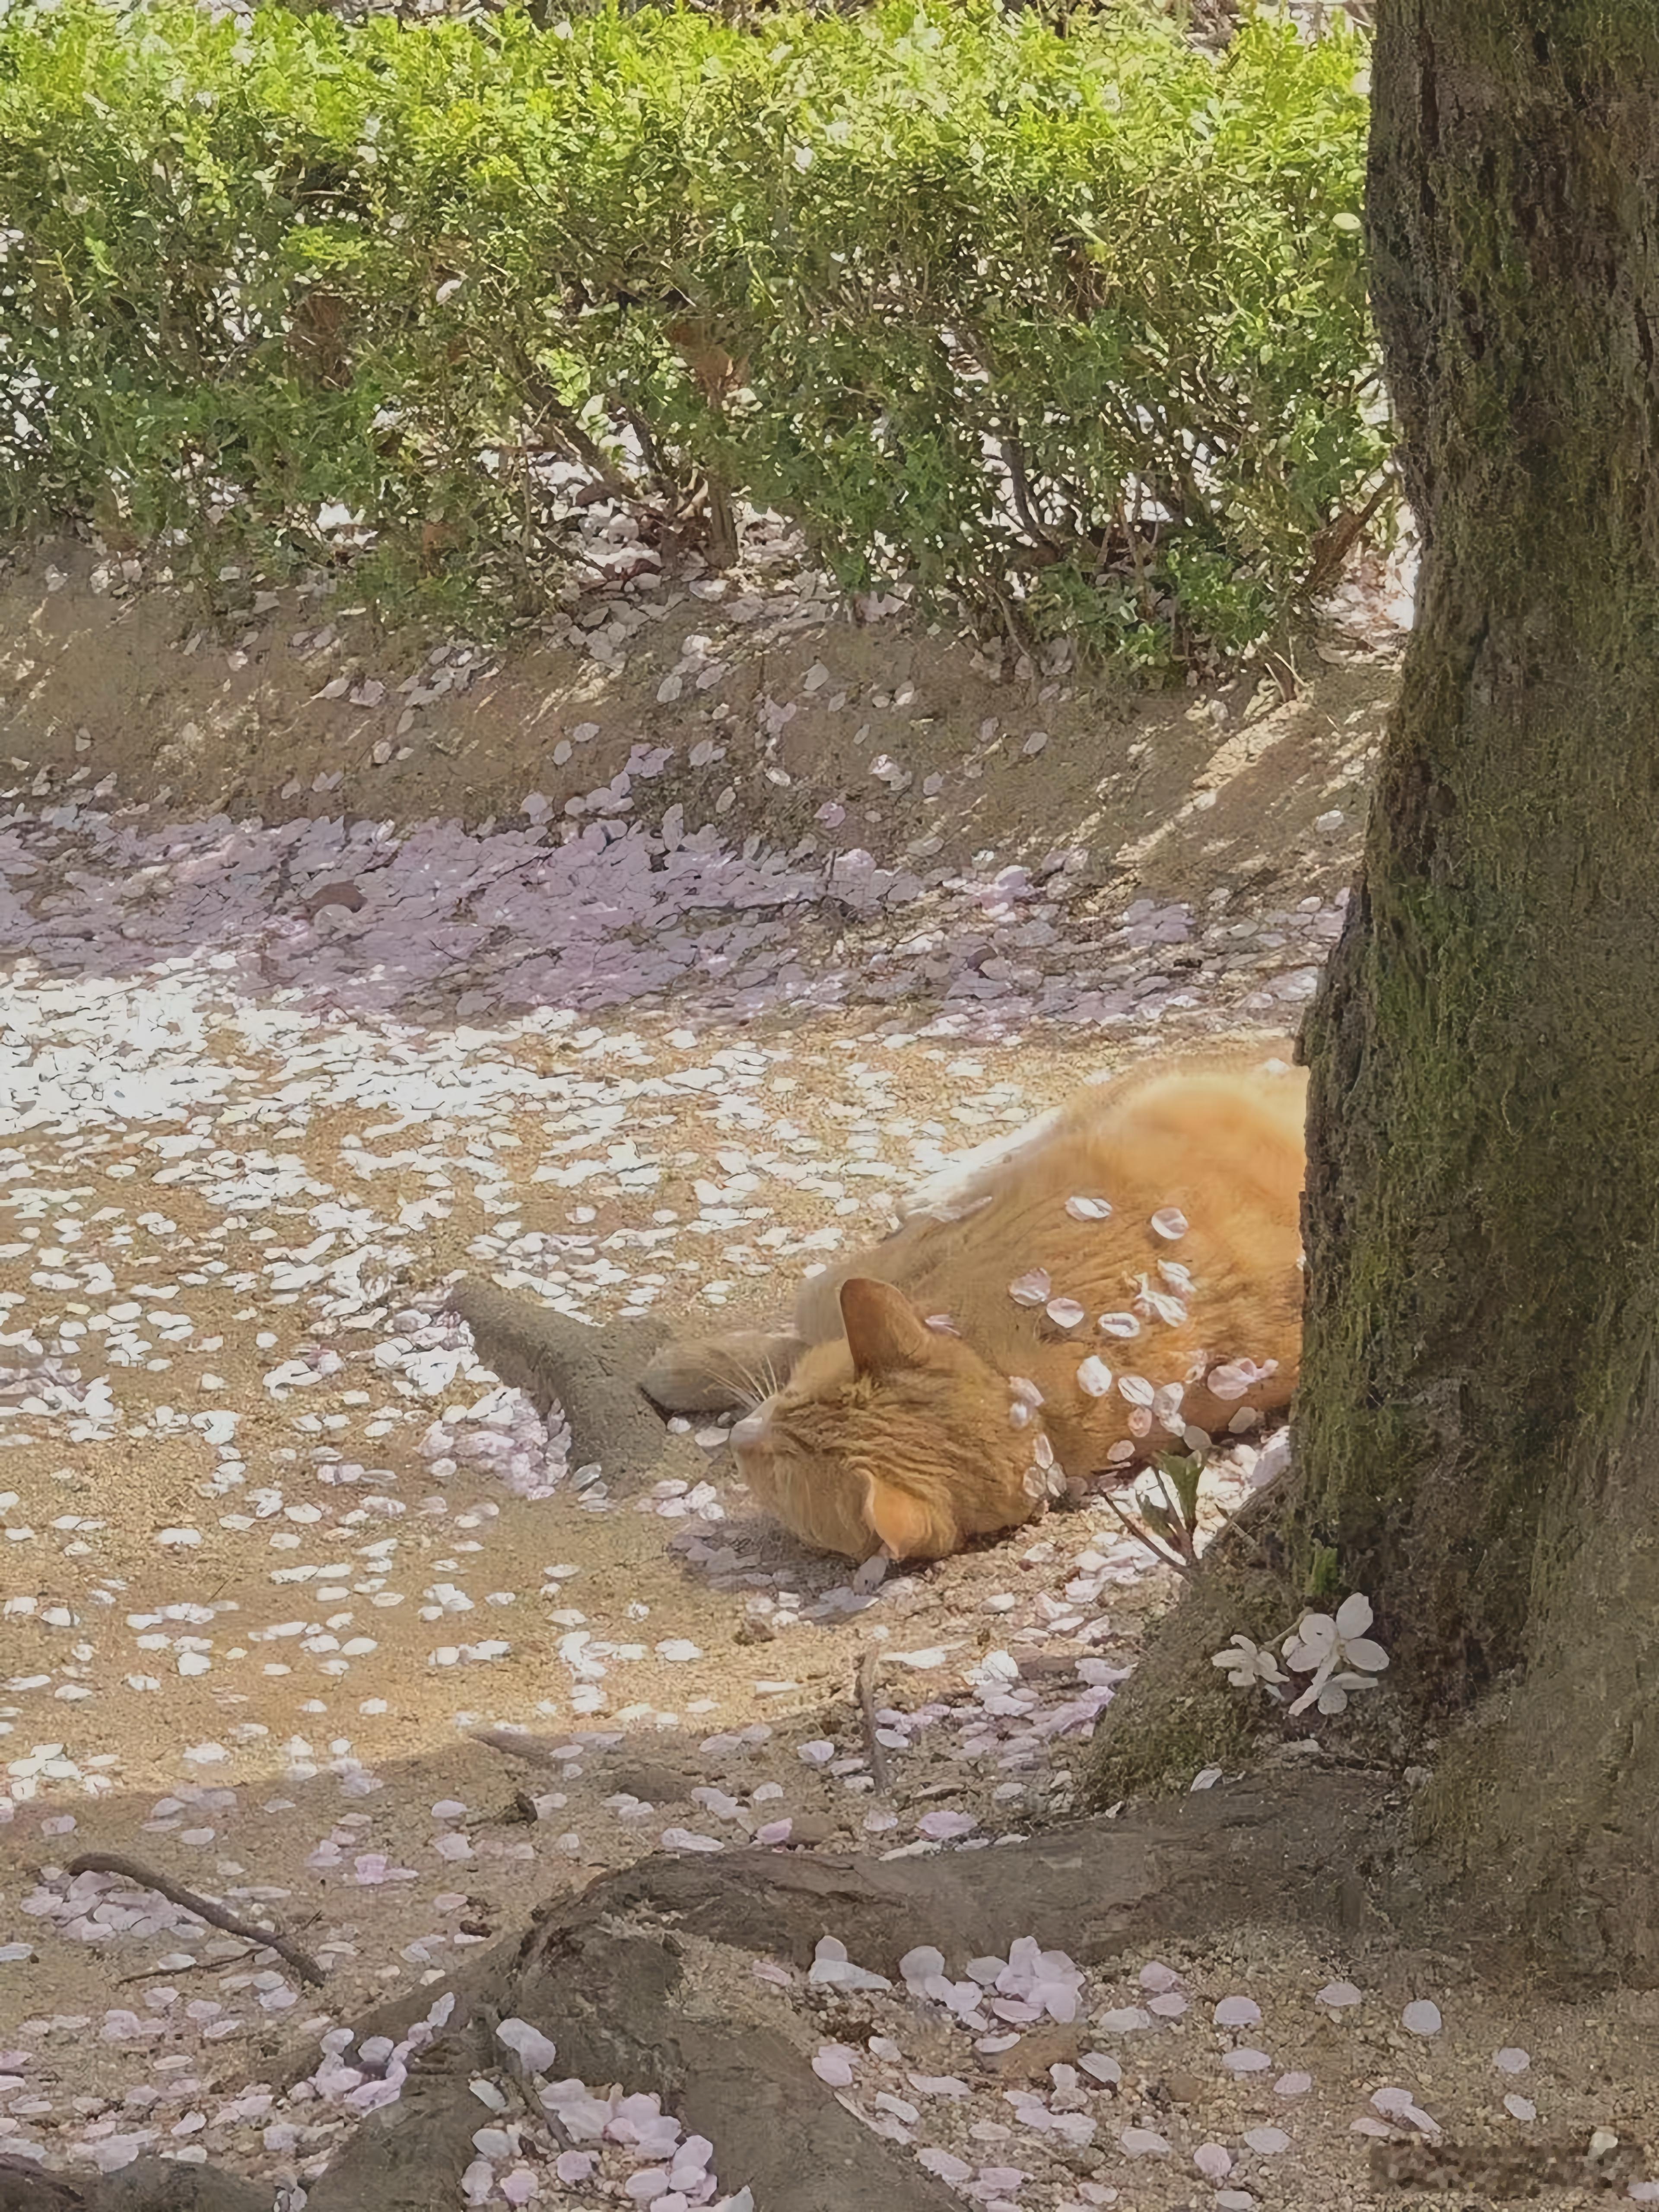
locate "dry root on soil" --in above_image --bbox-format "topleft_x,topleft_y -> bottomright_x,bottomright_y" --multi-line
25,1775 -> 1387,2212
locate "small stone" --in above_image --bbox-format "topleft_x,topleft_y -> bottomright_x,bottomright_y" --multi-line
1162,2072 -> 1207,2105
978,2024 -> 1081,2082
606,1762 -> 690,1805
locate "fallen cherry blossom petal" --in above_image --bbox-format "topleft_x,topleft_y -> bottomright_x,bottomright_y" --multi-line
1120,2126 -> 1172,2156
1317,1980 -> 1363,2009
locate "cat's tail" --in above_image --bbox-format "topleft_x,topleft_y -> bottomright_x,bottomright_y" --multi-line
638,1330 -> 807,1417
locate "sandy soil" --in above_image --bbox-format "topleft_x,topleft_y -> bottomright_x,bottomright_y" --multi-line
3,543 -> 1653,2211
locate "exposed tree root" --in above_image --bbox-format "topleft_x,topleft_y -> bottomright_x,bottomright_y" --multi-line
512,1925 -> 963,2212
1083,1539 -> 1290,1803
0,2155 -> 272,2211
446,1279 -> 706,1484
32,1774 -> 1393,2212
302,2015 -> 491,2212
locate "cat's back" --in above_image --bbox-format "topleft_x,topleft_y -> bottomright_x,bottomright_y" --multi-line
1059,1052 -> 1307,1213
950,1049 -> 1306,1365
877,1048 -> 1306,1325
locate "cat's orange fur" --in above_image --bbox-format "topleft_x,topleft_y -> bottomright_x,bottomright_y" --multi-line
642,1046 -> 1308,1563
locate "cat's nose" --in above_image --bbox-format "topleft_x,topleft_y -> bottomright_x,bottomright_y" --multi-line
731,1413 -> 767,1448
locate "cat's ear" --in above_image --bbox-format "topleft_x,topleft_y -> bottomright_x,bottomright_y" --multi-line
861,1473 -> 953,1561
839,1277 -> 935,1377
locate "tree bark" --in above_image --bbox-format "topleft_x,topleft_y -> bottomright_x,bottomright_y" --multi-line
1093,1 -> 1659,1977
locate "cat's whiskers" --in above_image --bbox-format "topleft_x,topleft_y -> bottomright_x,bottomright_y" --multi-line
706,1346 -> 787,1414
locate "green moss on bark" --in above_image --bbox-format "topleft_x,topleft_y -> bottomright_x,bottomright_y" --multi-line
1086,1527 -> 1294,1803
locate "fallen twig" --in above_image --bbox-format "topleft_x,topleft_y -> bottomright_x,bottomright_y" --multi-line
471,1727 -> 572,1771
116,1943 -> 257,1987
65,1851 -> 327,1988
855,1648 -> 893,1795
1370,2129 -> 1648,2195
114,1910 -> 324,1989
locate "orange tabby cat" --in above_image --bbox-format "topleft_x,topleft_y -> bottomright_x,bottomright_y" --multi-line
642,1046 -> 1307,1563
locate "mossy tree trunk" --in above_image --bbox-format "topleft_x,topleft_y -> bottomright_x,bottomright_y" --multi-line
1095,1 -> 1659,1975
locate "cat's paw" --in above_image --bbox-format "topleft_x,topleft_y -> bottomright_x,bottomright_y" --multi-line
639,1331 -> 803,1416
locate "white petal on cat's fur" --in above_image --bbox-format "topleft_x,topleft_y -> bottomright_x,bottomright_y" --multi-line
1008,1376 -> 1045,1406
1128,1407 -> 1153,1437
1117,1374 -> 1155,1407
1045,1297 -> 1086,1329
1158,1260 -> 1196,1294
1151,1207 -> 1190,1239
1106,1440 -> 1136,1463
1008,1401 -> 1033,1430
1066,1195 -> 1114,1221
923,1313 -> 960,1334
903,1190 -> 995,1228
1008,1268 -> 1052,1306
1206,1361 -> 1256,1401
1099,1311 -> 1141,1338
1076,1356 -> 1114,1398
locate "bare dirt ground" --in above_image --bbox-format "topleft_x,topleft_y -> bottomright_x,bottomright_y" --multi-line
4,539 -> 1655,2211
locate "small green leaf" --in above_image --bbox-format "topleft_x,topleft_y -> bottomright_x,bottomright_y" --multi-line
1140,1499 -> 1178,1543
1157,1450 -> 1204,1525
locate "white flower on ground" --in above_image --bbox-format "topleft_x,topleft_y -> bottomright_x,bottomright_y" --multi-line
1210,1634 -> 1288,1696
1282,1594 -> 1390,1716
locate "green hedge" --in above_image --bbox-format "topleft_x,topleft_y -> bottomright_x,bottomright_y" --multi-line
0,0 -> 1386,666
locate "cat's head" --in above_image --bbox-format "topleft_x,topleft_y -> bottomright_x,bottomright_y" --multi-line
729,1277 -> 1048,1561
